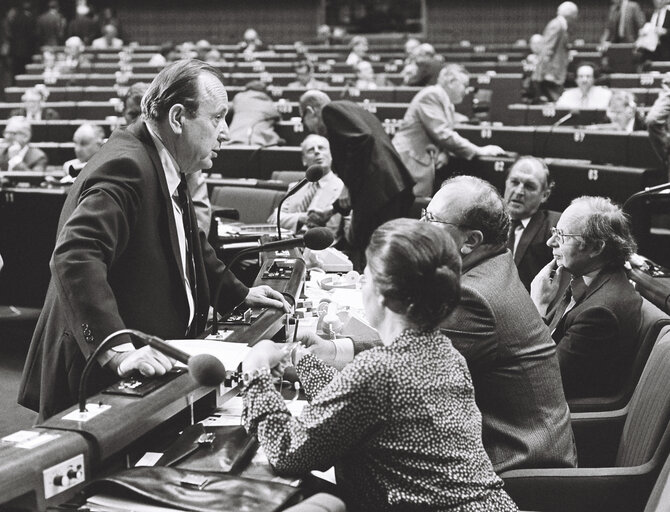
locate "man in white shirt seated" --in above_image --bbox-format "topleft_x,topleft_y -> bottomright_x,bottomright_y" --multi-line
267,134 -> 344,236
62,123 -> 106,180
0,116 -> 48,171
555,63 -> 612,110
91,24 -> 123,49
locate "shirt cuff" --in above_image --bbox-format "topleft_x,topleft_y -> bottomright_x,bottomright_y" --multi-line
333,337 -> 354,370
97,343 -> 135,368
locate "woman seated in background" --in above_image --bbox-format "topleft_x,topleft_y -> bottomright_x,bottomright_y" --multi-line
241,218 -> 518,512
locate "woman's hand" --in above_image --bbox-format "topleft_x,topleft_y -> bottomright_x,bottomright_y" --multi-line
242,339 -> 291,374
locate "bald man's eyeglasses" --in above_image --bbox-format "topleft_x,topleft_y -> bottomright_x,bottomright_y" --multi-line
420,209 -> 464,228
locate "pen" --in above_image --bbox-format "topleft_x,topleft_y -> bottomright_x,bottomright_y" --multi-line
292,318 -> 300,344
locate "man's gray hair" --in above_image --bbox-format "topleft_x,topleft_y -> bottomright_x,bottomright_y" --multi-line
571,196 -> 636,266
141,59 -> 225,122
441,175 -> 511,246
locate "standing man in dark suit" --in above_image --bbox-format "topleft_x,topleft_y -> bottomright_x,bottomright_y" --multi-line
300,176 -> 577,472
18,60 -> 289,421
299,90 -> 415,269
533,1 -> 579,101
504,157 -> 560,290
601,0 -> 645,44
531,196 -> 642,399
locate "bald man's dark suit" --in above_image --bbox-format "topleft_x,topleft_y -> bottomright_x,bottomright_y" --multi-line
18,121 -> 248,420
513,209 -> 560,290
322,101 -> 414,256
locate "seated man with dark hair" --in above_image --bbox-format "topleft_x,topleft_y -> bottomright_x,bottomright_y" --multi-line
504,157 -> 559,290
531,196 -> 642,399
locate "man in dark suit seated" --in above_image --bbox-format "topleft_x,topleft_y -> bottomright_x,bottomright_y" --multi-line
18,59 -> 290,421
504,157 -> 560,290
531,196 -> 642,399
300,176 -> 577,472
0,116 -> 48,171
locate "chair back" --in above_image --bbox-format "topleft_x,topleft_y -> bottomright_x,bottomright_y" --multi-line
210,186 -> 285,224
569,297 -> 670,412
645,449 -> 670,512
271,170 -> 306,185
617,327 -> 670,467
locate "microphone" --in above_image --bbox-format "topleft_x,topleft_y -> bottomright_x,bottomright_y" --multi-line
211,227 -> 334,334
78,328 -> 226,413
276,164 -> 325,239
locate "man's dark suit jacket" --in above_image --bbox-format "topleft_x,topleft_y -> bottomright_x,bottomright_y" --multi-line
549,266 -> 642,399
18,121 -> 249,420
514,209 -> 560,290
441,250 -> 576,472
322,101 -> 414,252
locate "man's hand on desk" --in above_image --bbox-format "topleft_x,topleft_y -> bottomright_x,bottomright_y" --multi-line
245,285 -> 292,313
306,209 -> 333,228
476,145 -> 505,157
107,345 -> 175,378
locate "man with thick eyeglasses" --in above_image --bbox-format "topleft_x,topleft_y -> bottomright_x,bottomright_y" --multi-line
303,175 -> 577,472
530,196 -> 642,399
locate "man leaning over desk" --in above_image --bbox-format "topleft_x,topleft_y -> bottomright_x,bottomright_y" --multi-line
19,60 -> 289,421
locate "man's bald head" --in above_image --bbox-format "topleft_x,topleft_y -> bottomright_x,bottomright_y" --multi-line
557,1 -> 579,22
73,123 -> 105,163
299,90 -> 332,136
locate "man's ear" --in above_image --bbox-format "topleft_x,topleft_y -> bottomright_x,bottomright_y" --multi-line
168,104 -> 186,134
461,229 -> 484,255
588,239 -> 606,258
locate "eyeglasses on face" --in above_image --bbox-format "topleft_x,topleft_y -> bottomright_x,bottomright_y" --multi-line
550,227 -> 584,244
420,208 -> 462,227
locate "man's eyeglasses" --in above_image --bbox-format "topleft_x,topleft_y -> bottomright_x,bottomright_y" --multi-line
550,227 -> 583,244
420,208 -> 461,227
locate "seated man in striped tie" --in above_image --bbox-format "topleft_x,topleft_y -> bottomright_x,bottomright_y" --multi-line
267,134 -> 344,237
530,196 -> 642,399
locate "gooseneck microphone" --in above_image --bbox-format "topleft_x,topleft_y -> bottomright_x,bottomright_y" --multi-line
211,227 -> 334,334
276,164 -> 325,239
78,328 -> 226,412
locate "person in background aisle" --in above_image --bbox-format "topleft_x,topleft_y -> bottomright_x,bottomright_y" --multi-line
555,63 -> 611,110
601,0 -> 645,44
91,23 -> 123,49
299,176 -> 577,473
18,59 -> 290,421
5,2 -> 36,78
62,123 -> 105,180
267,134 -> 344,237
299,89 -> 414,269
241,218 -> 519,512
504,157 -> 559,290
392,64 -> 505,197
531,196 -> 642,399
533,1 -> 579,102
11,86 -> 59,120
35,0 -> 66,48
66,3 -> 98,46
0,116 -> 48,172
225,80 -> 282,147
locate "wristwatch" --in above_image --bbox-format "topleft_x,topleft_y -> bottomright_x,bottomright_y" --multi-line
241,367 -> 271,387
